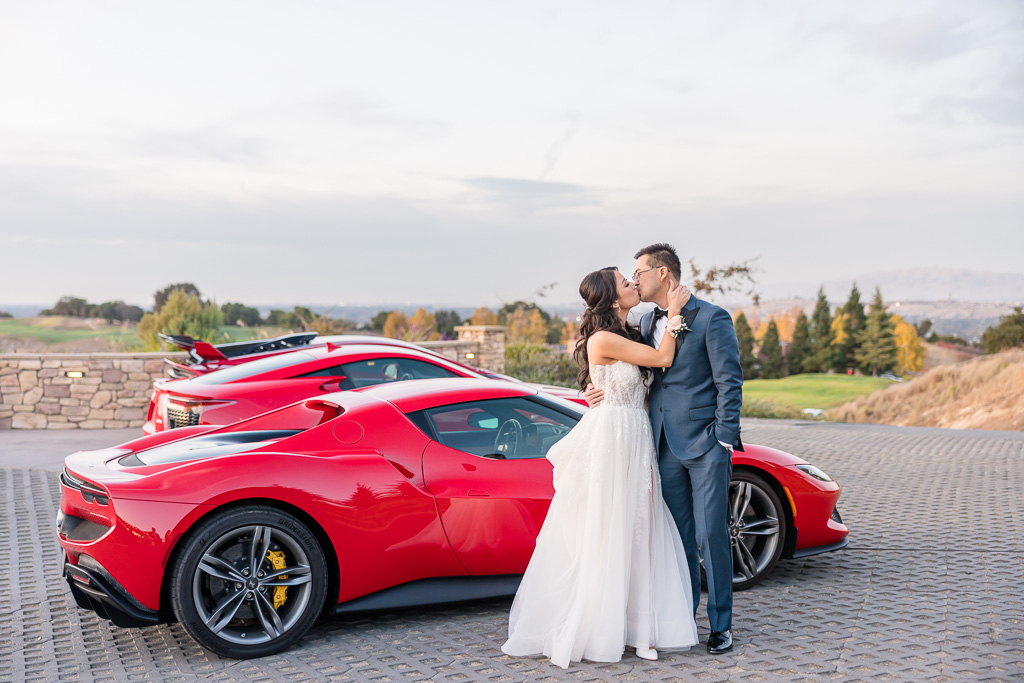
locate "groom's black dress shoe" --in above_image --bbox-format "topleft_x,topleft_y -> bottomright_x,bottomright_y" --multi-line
707,630 -> 733,654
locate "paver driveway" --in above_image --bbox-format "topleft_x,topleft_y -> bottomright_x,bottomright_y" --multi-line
2,420 -> 1023,682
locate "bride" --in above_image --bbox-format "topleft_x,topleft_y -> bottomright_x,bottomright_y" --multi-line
501,267 -> 699,668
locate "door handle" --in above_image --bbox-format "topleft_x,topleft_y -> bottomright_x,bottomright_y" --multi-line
468,490 -> 490,497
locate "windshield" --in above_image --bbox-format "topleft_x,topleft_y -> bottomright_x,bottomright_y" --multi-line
190,352 -> 316,385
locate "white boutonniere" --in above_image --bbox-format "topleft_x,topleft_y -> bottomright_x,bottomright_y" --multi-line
668,315 -> 692,338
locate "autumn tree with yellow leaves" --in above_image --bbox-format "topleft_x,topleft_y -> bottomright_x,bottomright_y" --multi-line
470,307 -> 499,325
892,315 -> 925,374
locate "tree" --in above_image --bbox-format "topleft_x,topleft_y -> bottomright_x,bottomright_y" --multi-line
734,312 -> 759,380
221,302 -> 262,327
561,319 -> 581,347
759,319 -> 784,379
854,287 -> 897,376
137,290 -> 224,350
915,319 -> 933,338
433,310 -> 463,339
788,310 -> 812,375
42,296 -> 90,317
892,315 -> 925,374
981,306 -> 1024,353
470,307 -> 499,325
686,258 -> 760,303
507,307 -> 549,344
406,308 -> 440,341
154,283 -> 202,313
368,310 -> 392,334
498,301 -> 563,344
808,287 -> 833,373
834,284 -> 866,372
383,311 -> 408,339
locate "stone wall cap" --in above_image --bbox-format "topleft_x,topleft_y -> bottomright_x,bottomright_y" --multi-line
418,340 -> 476,348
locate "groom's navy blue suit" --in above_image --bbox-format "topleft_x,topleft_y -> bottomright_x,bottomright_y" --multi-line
642,295 -> 743,633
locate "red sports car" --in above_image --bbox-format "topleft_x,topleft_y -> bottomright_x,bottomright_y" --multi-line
159,333 -> 497,379
144,342 -> 581,434
60,379 -> 849,659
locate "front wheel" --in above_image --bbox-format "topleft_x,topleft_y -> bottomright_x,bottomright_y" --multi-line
729,470 -> 786,590
170,505 -> 327,659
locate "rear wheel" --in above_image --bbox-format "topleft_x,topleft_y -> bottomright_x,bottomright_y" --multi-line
170,505 -> 327,659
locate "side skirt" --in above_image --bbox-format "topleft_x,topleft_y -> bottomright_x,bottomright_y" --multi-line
334,575 -> 522,615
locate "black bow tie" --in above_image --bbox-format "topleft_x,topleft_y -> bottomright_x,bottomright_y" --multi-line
652,308 -> 669,321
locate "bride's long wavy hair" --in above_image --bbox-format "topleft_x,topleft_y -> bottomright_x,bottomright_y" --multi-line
572,267 -> 652,390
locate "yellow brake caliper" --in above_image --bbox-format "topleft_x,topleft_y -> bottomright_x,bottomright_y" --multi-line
265,550 -> 288,610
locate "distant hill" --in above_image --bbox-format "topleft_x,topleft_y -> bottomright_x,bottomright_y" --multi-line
828,348 -> 1024,431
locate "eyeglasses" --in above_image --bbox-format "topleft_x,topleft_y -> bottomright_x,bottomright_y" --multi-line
632,266 -> 661,282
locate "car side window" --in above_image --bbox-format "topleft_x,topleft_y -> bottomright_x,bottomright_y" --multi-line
423,398 -> 577,460
341,358 -> 460,388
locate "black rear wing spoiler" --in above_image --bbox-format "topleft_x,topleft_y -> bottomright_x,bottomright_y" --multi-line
159,332 -> 319,363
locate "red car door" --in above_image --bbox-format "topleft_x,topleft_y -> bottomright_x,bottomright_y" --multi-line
420,397 -> 577,576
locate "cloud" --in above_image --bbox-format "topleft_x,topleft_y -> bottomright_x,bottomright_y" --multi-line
835,13 -> 989,66
916,59 -> 1024,127
461,176 -> 597,209
128,127 -> 266,164
538,113 -> 581,180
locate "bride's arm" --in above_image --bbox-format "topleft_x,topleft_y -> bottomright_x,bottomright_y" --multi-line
590,282 -> 689,368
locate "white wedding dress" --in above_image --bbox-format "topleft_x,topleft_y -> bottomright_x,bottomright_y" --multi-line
501,361 -> 698,668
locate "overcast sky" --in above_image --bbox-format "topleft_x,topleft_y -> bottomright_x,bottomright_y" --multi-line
1,0 -> 1022,309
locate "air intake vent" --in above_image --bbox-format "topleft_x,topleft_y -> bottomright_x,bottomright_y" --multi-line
167,406 -> 200,429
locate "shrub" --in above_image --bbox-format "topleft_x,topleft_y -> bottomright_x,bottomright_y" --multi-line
740,398 -> 806,420
505,343 -> 578,388
137,290 -> 225,350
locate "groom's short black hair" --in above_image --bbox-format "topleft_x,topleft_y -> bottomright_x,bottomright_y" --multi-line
634,243 -> 682,281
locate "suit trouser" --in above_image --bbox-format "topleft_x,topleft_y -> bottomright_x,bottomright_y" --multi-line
658,431 -> 733,632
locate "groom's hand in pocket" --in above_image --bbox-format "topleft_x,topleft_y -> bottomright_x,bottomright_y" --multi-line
584,383 -> 604,408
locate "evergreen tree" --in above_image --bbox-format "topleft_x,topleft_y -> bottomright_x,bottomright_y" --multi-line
981,307 -> 1024,353
760,319 -> 785,379
788,310 -> 812,374
808,287 -> 833,372
834,283 -> 866,372
855,287 -> 898,376
433,310 -> 463,339
734,312 -> 759,380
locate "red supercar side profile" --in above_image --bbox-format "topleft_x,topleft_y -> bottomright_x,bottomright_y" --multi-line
59,379 -> 849,659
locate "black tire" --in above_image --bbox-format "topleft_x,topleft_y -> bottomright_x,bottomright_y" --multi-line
729,470 -> 786,591
170,505 -> 327,659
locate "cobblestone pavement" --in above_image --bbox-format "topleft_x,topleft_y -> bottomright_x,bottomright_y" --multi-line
2,420 -> 1023,682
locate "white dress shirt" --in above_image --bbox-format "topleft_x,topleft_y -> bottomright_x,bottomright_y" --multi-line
651,308 -> 669,347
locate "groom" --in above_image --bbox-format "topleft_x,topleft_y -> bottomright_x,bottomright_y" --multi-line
586,243 -> 744,654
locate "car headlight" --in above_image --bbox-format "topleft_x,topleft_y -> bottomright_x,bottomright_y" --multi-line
794,464 -> 833,482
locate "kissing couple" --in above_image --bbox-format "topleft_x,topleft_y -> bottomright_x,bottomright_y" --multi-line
501,243 -> 744,668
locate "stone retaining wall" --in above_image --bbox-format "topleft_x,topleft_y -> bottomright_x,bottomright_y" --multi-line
0,353 -> 185,430
0,326 -> 507,429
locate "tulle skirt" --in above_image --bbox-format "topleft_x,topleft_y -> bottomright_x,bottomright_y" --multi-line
501,406 -> 698,668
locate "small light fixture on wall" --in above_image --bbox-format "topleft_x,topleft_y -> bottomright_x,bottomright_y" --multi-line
465,352 -> 475,360
65,371 -> 85,378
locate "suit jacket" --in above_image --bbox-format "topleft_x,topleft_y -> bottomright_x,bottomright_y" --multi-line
643,296 -> 744,459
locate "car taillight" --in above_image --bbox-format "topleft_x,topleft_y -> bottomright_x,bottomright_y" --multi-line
165,398 -> 236,429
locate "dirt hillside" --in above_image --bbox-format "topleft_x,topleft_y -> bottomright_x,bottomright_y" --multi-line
828,348 -> 1024,431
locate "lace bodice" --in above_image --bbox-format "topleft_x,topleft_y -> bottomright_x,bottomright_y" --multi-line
589,362 -> 647,409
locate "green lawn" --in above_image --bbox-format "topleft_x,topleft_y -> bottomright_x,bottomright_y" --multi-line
0,318 -> 141,347
0,318 -> 302,351
743,373 -> 892,410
